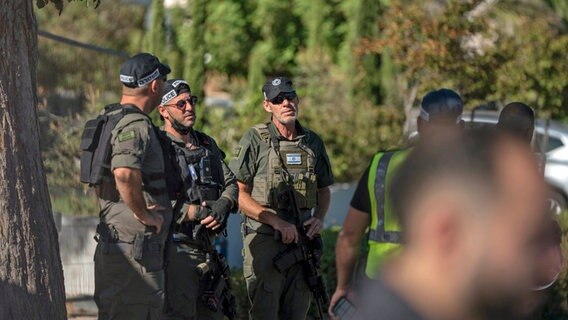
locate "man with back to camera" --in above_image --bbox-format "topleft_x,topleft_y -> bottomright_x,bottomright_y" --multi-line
229,76 -> 334,319
93,53 -> 172,320
329,89 -> 464,317
497,102 -> 564,318
355,129 -> 548,320
158,78 -> 238,320
497,101 -> 535,142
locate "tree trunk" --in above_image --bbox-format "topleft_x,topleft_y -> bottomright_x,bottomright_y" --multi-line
0,1 -> 67,319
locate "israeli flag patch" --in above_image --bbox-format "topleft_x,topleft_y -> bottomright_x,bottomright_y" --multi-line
286,153 -> 302,165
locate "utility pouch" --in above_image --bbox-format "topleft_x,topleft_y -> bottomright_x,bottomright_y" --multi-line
80,117 -> 105,184
132,233 -> 145,261
197,184 -> 221,202
95,223 -> 119,242
273,245 -> 304,273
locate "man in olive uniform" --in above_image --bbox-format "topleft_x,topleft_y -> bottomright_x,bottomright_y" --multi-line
93,53 -> 172,319
229,76 -> 334,320
159,79 -> 238,320
329,89 -> 464,318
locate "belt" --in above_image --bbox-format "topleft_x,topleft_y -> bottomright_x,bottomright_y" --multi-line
242,225 -> 276,237
99,241 -> 161,254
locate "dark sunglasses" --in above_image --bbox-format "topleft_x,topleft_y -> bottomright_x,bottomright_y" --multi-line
164,96 -> 198,109
269,92 -> 297,104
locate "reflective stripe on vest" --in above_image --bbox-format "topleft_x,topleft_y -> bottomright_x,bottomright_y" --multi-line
368,151 -> 402,244
365,149 -> 409,277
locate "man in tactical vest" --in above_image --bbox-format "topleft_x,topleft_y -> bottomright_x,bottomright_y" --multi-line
93,53 -> 172,320
158,79 -> 238,320
329,89 -> 464,318
229,76 -> 334,319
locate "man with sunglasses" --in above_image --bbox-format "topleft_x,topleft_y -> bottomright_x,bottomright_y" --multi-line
229,76 -> 334,319
158,79 -> 238,320
93,53 -> 172,320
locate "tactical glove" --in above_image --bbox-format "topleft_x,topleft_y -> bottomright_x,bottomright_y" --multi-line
203,197 -> 234,222
193,205 -> 211,221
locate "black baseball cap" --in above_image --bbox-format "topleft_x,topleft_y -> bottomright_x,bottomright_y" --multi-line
262,76 -> 295,100
161,79 -> 191,105
119,53 -> 171,88
419,88 -> 463,123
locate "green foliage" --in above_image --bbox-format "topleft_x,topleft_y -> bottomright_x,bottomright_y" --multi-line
546,0 -> 568,24
37,0 -> 568,199
229,268 -> 250,320
537,213 -> 568,318
184,0 -> 207,117
205,1 -> 252,75
146,0 -> 167,59
360,0 -> 568,119
35,2 -> 145,93
492,22 -> 568,120
36,2 -> 144,215
37,0 -> 101,12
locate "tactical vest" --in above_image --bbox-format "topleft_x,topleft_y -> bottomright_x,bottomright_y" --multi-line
365,149 -> 409,278
80,103 -> 181,198
250,124 -> 318,212
80,103 -> 145,186
172,132 -> 225,244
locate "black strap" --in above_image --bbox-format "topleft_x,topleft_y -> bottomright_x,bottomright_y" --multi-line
369,151 -> 402,244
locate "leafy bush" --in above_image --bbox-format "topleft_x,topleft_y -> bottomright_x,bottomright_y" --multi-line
538,213 -> 568,319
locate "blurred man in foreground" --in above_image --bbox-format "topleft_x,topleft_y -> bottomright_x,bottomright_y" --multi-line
355,129 -> 548,320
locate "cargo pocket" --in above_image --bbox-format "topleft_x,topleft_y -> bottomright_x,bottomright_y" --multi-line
250,279 -> 280,316
130,233 -> 163,272
166,287 -> 196,318
294,279 -> 312,312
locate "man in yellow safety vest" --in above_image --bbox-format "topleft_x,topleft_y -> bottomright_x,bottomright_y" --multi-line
329,88 -> 465,317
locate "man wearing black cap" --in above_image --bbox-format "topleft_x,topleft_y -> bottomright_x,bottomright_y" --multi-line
329,88 -> 464,318
158,79 -> 238,320
93,52 -> 172,320
229,76 -> 334,319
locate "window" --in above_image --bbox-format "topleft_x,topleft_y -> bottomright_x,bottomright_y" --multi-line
534,133 -> 564,153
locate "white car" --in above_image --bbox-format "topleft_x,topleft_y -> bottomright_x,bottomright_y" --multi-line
408,110 -> 568,215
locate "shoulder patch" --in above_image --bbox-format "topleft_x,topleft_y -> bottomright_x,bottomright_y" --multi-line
252,124 -> 271,143
233,146 -> 242,159
118,130 -> 136,142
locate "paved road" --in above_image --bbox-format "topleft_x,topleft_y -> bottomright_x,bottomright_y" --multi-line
67,297 -> 97,320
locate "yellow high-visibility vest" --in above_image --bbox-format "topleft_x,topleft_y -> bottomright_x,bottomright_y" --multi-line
365,149 -> 410,278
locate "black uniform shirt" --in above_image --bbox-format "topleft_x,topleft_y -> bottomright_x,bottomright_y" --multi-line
350,163 -> 372,214
355,277 -> 424,320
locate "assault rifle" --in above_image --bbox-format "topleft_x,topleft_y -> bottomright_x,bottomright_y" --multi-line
196,250 -> 237,319
273,185 -> 329,320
